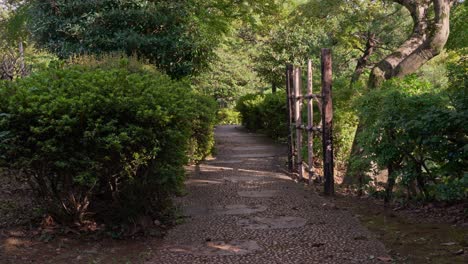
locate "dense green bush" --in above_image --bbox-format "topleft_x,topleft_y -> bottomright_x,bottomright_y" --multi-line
0,59 -> 216,225
217,108 -> 241,125
356,74 -> 467,202
236,87 -> 357,165
260,91 -> 288,140
236,93 -> 265,131
29,0 -> 216,78
186,94 -> 217,163
236,92 -> 288,140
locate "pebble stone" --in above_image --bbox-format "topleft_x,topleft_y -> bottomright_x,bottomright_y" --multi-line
145,125 -> 389,264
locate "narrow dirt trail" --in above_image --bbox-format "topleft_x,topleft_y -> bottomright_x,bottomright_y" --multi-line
147,125 -> 389,264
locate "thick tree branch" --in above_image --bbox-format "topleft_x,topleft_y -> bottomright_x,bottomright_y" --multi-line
368,0 -> 454,88
369,0 -> 431,88
344,0 -> 455,186
351,32 -> 377,85
394,0 -> 452,77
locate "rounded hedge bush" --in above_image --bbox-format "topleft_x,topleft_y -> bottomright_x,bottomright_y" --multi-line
236,92 -> 288,140
0,60 -> 216,225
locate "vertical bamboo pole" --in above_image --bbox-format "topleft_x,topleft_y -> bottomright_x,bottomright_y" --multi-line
285,64 -> 294,172
307,60 -> 314,184
293,67 -> 303,179
18,40 -> 26,77
321,49 -> 334,195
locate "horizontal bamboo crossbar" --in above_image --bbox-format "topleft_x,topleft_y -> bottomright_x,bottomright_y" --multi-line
292,124 -> 322,132
288,94 -> 322,100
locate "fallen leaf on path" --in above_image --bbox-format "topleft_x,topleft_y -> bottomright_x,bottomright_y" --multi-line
377,256 -> 392,262
441,242 -> 456,246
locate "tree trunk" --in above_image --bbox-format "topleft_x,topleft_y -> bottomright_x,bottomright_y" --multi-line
384,161 -> 399,205
369,0 -> 455,88
350,32 -> 377,86
343,0 -> 455,186
18,40 -> 27,77
343,32 -> 376,186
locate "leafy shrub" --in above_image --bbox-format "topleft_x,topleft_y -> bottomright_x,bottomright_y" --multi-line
0,59 -> 216,225
29,0 -> 216,78
67,53 -> 159,75
236,93 -> 265,131
186,94 -> 217,163
355,74 -> 467,202
432,175 -> 468,202
260,91 -> 288,140
236,92 -> 289,140
236,87 -> 356,165
217,108 -> 241,125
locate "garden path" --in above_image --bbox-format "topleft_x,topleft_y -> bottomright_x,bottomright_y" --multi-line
147,125 -> 389,264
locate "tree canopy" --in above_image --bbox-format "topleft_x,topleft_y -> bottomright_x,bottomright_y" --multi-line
28,0 -> 283,78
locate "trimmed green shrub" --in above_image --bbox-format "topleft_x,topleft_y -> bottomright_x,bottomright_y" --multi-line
0,59 -> 216,225
217,108 -> 241,125
260,91 -> 288,140
236,91 -> 288,140
355,75 -> 467,202
236,80 -> 362,172
186,94 -> 217,163
236,93 -> 265,131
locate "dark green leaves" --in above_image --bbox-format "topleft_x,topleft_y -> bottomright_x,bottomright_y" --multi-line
0,56 -> 217,224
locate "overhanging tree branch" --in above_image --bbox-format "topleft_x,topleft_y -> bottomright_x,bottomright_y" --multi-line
368,0 -> 455,88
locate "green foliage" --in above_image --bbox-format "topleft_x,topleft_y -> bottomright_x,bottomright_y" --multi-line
261,91 -> 288,140
446,1 -> 468,51
433,175 -> 468,202
186,94 -> 217,163
217,108 -> 241,125
236,93 -> 266,132
254,23 -> 321,87
236,91 -> 290,141
254,0 -> 411,87
0,1 -> 57,80
356,75 -> 467,202
332,77 -> 360,167
192,39 -> 265,107
0,2 -> 29,45
29,0 -> 215,78
0,57 -> 216,224
237,79 -> 360,166
28,0 -> 284,79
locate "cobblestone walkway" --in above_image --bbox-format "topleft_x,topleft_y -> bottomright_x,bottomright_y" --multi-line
147,125 -> 389,264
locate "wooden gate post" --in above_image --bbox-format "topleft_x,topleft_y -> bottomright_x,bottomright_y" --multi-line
306,59 -> 314,184
321,49 -> 334,195
285,64 -> 294,172
293,67 -> 303,178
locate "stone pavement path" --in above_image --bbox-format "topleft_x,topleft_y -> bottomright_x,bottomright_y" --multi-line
147,125 -> 389,264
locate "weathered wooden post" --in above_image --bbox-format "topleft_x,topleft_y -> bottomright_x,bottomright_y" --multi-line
285,64 -> 294,172
306,59 -> 314,184
321,49 -> 334,195
293,67 -> 303,179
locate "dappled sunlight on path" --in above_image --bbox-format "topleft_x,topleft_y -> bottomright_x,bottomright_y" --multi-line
146,125 -> 390,264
